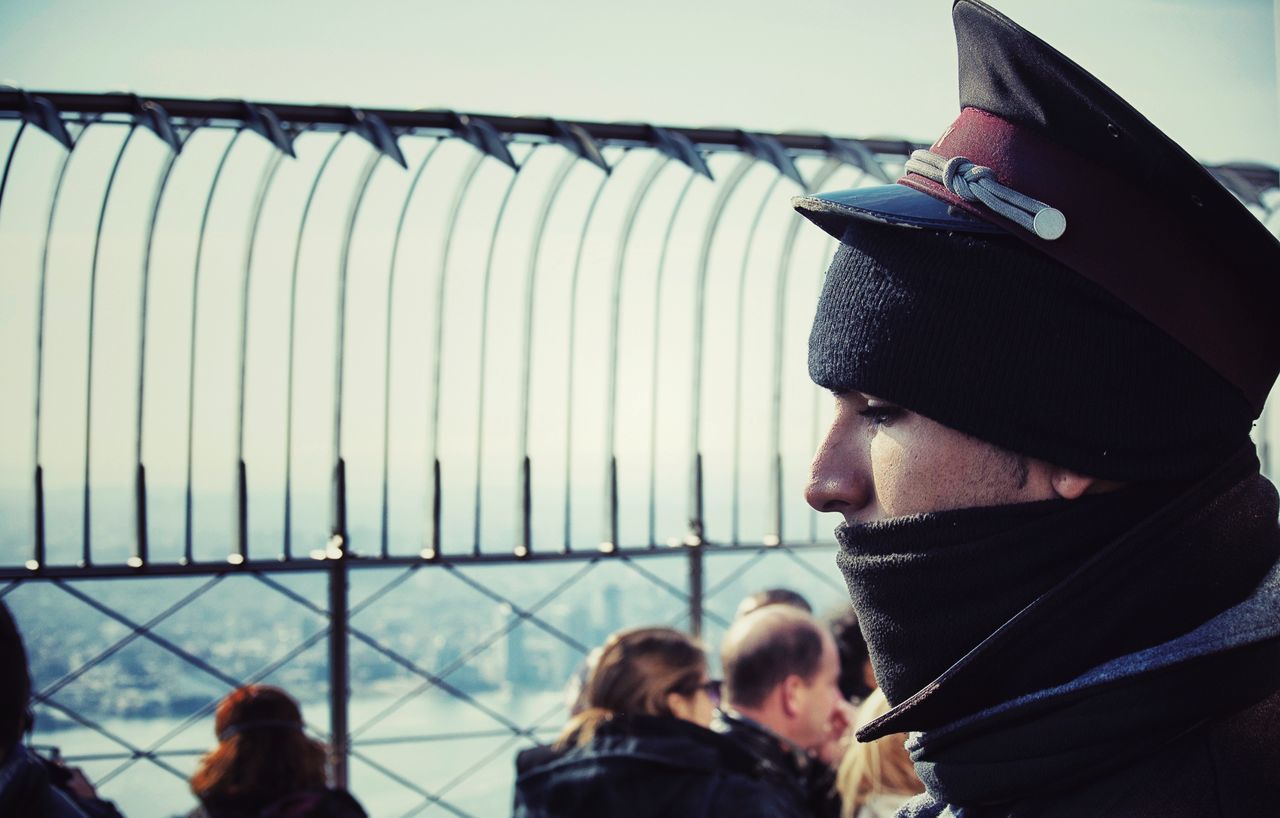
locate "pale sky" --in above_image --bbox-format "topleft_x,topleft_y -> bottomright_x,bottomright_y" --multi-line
2,0 -> 1277,164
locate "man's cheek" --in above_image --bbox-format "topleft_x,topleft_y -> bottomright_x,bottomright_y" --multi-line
872,437 -> 928,515
869,446 -> 899,513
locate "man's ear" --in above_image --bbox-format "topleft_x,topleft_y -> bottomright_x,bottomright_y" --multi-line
1049,467 -> 1096,500
1050,466 -> 1126,500
666,691 -> 693,722
780,674 -> 805,719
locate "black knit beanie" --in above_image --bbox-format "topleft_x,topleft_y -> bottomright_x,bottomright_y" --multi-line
808,222 -> 1255,481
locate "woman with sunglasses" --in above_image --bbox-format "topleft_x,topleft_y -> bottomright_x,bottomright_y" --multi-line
515,626 -> 799,818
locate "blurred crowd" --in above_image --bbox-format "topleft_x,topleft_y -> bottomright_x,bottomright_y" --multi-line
2,589 -> 919,818
512,587 -> 924,818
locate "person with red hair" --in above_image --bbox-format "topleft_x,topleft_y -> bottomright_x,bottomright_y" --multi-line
187,685 -> 365,818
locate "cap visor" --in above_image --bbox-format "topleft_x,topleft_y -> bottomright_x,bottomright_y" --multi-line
793,183 -> 1007,241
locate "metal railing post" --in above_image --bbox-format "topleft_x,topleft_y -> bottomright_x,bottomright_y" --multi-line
688,449 -> 705,637
327,540 -> 350,787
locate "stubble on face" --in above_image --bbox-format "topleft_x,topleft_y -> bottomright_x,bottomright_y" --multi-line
867,410 -> 1044,519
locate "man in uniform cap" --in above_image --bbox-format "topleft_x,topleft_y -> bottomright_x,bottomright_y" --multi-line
797,1 -> 1280,816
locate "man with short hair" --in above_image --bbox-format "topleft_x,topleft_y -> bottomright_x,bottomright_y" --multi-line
733,587 -> 813,620
717,606 -> 848,818
795,2 -> 1280,816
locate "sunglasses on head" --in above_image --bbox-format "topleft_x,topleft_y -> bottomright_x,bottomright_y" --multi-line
673,678 -> 722,705
700,679 -> 722,706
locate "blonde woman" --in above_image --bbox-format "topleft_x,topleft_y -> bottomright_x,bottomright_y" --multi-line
515,626 -> 796,818
837,689 -> 924,818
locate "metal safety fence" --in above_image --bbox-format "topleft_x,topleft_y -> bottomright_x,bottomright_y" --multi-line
0,89 -> 1276,817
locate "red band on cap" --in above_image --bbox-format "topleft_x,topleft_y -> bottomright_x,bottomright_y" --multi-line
899,107 -> 1275,411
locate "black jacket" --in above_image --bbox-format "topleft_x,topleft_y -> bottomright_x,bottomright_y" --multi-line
515,744 -> 567,778
513,715 -> 807,818
1015,687 -> 1280,818
0,746 -> 116,818
899,561 -> 1280,818
187,789 -> 366,818
897,688 -> 1280,818
713,712 -> 840,818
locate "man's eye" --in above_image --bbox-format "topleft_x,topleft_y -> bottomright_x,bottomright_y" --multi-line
856,405 -> 902,426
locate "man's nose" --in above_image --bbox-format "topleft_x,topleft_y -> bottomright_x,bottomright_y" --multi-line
803,425 -> 865,514
804,422 -> 871,515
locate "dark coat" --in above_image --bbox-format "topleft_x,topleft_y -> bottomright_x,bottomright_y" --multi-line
900,560 -> 1280,818
0,745 -> 108,818
187,788 -> 366,818
1034,686 -> 1280,818
515,743 -> 567,777
898,686 -> 1280,818
714,712 -> 840,818
513,715 -> 808,818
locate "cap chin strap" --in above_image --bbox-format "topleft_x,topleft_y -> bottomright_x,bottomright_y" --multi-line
904,149 -> 1067,240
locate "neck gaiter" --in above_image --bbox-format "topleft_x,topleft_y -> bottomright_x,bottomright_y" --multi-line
836,448 -> 1279,733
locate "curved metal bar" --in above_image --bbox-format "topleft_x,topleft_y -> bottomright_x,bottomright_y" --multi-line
379,138 -> 445,559
728,173 -> 783,546
514,150 -> 581,557
0,120 -> 31,557
0,120 -> 28,216
426,150 -> 486,558
83,124 -> 139,565
181,129 -> 245,564
233,146 -> 290,562
331,150 -> 383,555
603,154 -> 671,550
132,148 -> 183,567
687,153 -> 755,545
767,159 -> 844,544
283,133 -> 348,560
823,136 -> 893,184
128,116 -> 208,568
32,122 -> 86,568
561,170 -> 617,553
472,148 -> 533,556
646,169 -> 699,549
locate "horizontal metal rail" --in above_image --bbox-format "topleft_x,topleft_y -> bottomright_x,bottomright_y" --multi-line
3,92 -> 1274,201
0,90 -> 921,156
0,539 -> 831,580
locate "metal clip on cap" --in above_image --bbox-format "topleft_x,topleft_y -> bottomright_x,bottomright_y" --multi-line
1032,207 -> 1067,240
